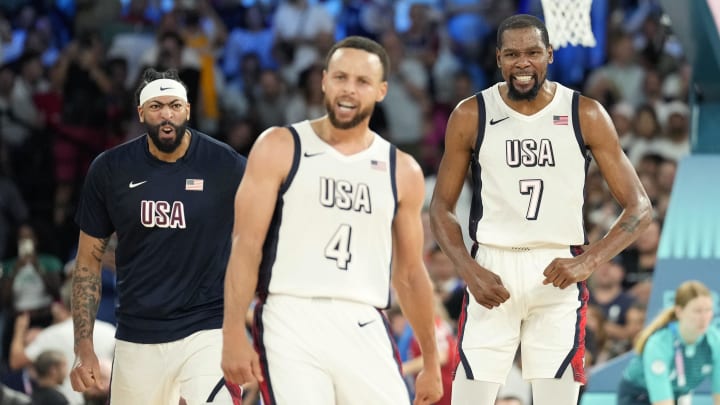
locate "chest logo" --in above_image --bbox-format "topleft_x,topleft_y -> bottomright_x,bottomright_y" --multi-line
489,117 -> 509,125
129,180 -> 148,188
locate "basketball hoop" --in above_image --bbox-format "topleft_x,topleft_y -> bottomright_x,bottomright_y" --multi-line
540,0 -> 597,48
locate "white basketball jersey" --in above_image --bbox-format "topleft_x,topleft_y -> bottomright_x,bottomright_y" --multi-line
470,82 -> 589,248
259,120 -> 397,308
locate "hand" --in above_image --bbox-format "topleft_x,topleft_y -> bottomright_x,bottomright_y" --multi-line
542,256 -> 593,289
221,335 -> 264,385
413,366 -> 443,405
463,264 -> 510,309
70,348 -> 102,392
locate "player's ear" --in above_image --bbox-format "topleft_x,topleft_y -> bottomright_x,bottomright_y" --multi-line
547,45 -> 554,64
376,81 -> 388,103
137,105 -> 144,123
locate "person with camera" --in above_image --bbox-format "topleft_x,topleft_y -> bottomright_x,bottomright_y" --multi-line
1,223 -> 63,364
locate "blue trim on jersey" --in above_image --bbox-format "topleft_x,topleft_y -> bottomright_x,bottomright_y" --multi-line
555,246 -> 588,380
458,290 -> 474,379
257,127 -> 302,301
253,302 -> 277,405
379,308 -> 406,380
572,92 -> 592,245
389,145 -> 398,216
571,91 -> 587,157
385,145 -> 398,308
469,93 -> 486,244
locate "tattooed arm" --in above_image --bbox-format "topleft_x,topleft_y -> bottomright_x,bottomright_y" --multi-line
542,96 -> 652,289
69,230 -> 108,392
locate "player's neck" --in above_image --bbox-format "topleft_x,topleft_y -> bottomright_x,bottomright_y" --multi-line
311,117 -> 374,156
148,130 -> 191,163
501,80 -> 556,115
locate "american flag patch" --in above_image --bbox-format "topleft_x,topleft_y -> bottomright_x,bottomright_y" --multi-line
553,115 -> 569,125
371,160 -> 386,171
185,179 -> 204,191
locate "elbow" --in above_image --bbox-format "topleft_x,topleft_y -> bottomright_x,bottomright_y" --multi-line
636,195 -> 654,226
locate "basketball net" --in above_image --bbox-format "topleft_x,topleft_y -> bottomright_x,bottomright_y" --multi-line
540,0 -> 597,48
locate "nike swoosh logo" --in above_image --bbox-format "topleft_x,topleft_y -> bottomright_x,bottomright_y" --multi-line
129,180 -> 148,188
358,320 -> 376,327
159,86 -> 173,91
304,152 -> 324,158
489,117 -> 510,125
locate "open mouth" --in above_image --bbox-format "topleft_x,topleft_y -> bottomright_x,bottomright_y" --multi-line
513,74 -> 535,85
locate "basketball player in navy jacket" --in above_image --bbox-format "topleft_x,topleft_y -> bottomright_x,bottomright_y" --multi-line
70,68 -> 246,404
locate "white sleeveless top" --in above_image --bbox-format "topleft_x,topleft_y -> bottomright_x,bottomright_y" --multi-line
259,120 -> 398,308
470,82 -> 589,248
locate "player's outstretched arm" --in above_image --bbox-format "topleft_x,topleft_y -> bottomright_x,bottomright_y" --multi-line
543,96 -> 652,288
391,151 -> 443,405
222,126 -> 294,386
430,97 -> 510,308
70,231 -> 108,392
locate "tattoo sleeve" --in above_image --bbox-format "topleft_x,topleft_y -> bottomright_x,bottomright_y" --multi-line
72,237 -> 108,351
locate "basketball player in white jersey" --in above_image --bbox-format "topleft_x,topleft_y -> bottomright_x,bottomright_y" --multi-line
430,14 -> 652,405
221,36 -> 443,405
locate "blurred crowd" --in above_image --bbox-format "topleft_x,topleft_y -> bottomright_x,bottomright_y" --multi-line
0,0 -> 691,404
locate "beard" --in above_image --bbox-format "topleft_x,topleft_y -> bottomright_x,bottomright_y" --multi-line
325,97 -> 374,130
146,119 -> 188,153
507,74 -> 544,101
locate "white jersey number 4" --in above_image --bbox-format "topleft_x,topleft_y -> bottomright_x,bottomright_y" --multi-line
325,224 -> 352,270
519,179 -> 544,220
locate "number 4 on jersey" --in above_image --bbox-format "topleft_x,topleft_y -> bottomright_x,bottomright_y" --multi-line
325,224 -> 352,270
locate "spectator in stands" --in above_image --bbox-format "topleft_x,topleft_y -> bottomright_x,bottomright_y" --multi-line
1,223 -> 63,362
0,60 -> 42,182
585,31 -> 645,107
272,0 -> 335,86
29,350 -> 68,405
52,30 -> 112,225
0,170 -> 28,261
252,68 -> 288,130
589,260 -> 638,356
223,4 -> 275,79
9,281 -> 115,405
620,219 -> 661,299
609,102 -> 636,155
177,0 -> 228,136
285,63 -> 324,124
379,29 -> 429,159
617,280 -> 719,405
653,100 -> 690,163
221,118 -> 258,158
626,104 -> 662,168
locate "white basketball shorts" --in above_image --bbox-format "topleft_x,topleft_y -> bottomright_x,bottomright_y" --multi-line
455,244 -> 588,384
110,329 -> 241,405
253,294 -> 410,405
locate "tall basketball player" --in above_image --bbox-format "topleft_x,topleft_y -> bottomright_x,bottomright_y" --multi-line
430,14 -> 652,405
70,68 -> 245,404
221,36 -> 443,405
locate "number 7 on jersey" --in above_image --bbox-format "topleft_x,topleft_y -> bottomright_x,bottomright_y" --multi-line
519,179 -> 544,220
